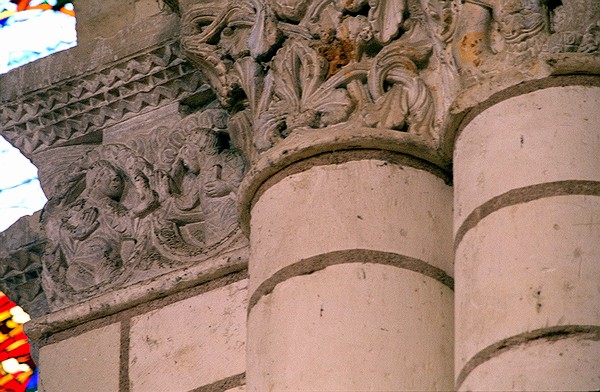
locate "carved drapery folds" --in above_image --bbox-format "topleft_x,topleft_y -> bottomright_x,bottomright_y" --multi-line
174,0 -> 461,164
42,111 -> 245,309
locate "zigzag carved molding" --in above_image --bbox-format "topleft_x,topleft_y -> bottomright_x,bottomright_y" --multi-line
0,42 -> 204,154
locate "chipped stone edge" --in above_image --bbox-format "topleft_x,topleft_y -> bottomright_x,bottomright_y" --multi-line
237,125 -> 451,236
25,245 -> 249,341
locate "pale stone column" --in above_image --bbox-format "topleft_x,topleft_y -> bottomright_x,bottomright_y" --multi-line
240,134 -> 455,391
453,82 -> 600,391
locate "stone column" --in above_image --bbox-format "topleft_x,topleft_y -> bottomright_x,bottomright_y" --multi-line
240,130 -> 455,391
453,80 -> 600,390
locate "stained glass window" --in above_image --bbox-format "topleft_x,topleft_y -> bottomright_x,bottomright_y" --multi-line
0,291 -> 35,392
0,0 -> 76,74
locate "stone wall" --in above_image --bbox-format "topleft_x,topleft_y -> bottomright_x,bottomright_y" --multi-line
0,0 -> 598,391
36,272 -> 247,392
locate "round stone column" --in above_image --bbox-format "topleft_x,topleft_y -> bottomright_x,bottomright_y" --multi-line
240,130 -> 454,391
453,81 -> 600,391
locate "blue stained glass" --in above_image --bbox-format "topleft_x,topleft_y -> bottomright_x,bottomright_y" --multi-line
26,368 -> 39,391
0,0 -> 76,74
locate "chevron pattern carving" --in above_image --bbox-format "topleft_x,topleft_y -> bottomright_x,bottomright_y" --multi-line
0,42 -> 204,155
0,242 -> 47,318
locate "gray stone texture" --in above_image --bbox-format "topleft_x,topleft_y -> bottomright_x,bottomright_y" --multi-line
0,0 -> 598,390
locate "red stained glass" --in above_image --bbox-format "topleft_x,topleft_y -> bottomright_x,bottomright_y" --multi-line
0,291 -> 35,392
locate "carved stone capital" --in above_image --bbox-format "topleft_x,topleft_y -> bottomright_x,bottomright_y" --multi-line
166,0 -> 462,168
447,0 -> 600,119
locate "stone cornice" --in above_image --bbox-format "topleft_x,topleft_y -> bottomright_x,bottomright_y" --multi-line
26,246 -> 248,342
0,41 -> 204,156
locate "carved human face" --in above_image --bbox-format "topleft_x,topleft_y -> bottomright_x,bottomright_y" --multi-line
179,0 -> 254,103
99,167 -> 124,199
179,143 -> 202,174
88,163 -> 123,200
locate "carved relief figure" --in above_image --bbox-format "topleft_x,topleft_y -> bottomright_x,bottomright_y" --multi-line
42,145 -> 158,308
60,161 -> 132,291
452,0 -> 600,80
151,112 -> 245,256
41,112 -> 246,308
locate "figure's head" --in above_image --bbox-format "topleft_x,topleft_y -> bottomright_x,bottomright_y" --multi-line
178,0 -> 254,105
178,128 -> 219,174
87,161 -> 123,200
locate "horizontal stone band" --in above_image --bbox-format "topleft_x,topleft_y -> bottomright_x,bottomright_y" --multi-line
190,372 -> 246,392
455,180 -> 600,250
456,325 -> 600,390
248,249 -> 454,314
251,149 -> 452,212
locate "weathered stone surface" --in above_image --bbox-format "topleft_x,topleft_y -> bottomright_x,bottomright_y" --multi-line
248,263 -> 454,391
459,337 -> 600,391
0,213 -> 48,317
0,0 -> 179,102
26,248 -> 247,342
225,386 -> 246,392
452,0 -> 600,87
38,323 -> 121,392
172,0 -> 461,165
41,109 -> 247,310
0,42 -> 204,157
129,279 -> 247,392
454,85 -> 600,232
0,0 -> 599,390
455,195 -> 600,374
249,159 -> 453,296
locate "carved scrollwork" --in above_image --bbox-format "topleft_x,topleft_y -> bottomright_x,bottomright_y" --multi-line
169,0 -> 459,163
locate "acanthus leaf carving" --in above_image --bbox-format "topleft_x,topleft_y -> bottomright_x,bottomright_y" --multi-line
173,0 -> 462,164
368,0 -> 406,45
256,39 -> 354,149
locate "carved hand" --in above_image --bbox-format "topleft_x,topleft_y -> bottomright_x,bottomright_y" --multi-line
69,207 -> 100,240
153,169 -> 173,199
205,180 -> 232,198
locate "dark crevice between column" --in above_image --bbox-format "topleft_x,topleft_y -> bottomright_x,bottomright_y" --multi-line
119,317 -> 132,392
248,249 -> 454,315
455,325 -> 600,390
455,180 -> 600,251
189,372 -> 246,392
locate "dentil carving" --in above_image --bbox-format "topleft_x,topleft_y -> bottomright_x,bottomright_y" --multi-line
174,0 -> 459,162
42,112 -> 245,309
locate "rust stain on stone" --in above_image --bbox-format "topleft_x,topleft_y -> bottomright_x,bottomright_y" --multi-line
459,32 -> 485,68
315,37 -> 356,79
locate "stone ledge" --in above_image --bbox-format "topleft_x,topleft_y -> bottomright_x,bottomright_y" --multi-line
442,54 -> 600,158
237,124 -> 452,236
25,246 -> 248,341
